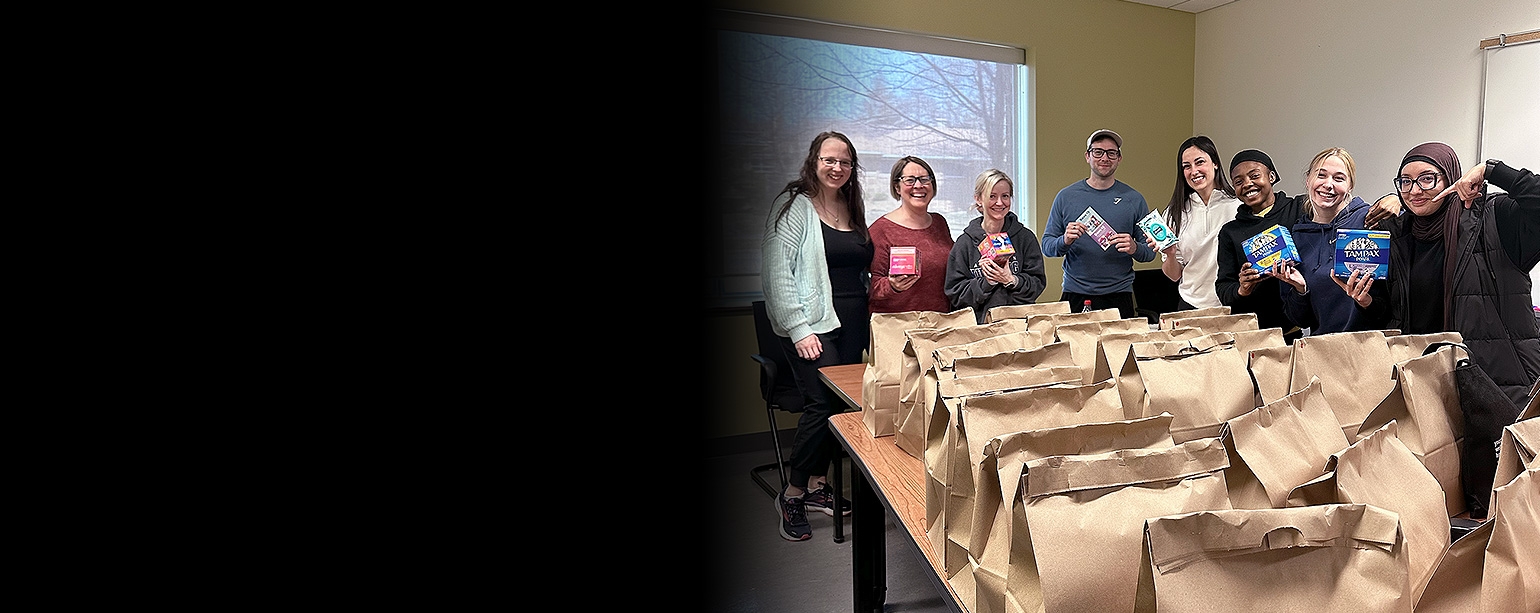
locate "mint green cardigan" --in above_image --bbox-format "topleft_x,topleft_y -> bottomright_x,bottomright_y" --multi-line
761,193 -> 840,343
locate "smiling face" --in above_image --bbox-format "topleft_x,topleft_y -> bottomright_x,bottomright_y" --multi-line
898,162 -> 934,210
1086,136 -> 1121,179
1180,145 -> 1215,193
1230,161 -> 1276,210
978,178 -> 1013,224
1399,160 -> 1447,217
1308,155 -> 1353,208
816,138 -> 853,194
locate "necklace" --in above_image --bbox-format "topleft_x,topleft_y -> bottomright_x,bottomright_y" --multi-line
815,198 -> 842,225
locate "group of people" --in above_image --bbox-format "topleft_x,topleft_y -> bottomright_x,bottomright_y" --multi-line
759,129 -> 1538,542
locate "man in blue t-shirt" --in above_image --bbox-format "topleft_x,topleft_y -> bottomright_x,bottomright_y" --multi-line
1041,129 -> 1156,318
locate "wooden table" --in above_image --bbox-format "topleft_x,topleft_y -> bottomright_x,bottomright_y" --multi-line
820,363 -> 966,613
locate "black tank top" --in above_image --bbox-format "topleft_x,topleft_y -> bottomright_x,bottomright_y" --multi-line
823,222 -> 872,302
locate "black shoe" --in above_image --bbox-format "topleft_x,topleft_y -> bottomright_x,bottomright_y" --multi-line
777,494 -> 811,541
804,481 -> 852,517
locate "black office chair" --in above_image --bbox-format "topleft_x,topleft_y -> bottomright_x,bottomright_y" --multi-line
750,300 -> 807,499
750,300 -> 850,542
1132,268 -> 1180,324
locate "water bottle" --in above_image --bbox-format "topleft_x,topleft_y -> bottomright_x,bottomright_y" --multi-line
1081,300 -> 1093,313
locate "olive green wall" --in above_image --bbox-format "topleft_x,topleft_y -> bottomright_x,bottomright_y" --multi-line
706,0 -> 1196,441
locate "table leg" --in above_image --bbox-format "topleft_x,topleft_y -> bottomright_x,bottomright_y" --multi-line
832,452 -> 845,543
851,462 -> 885,612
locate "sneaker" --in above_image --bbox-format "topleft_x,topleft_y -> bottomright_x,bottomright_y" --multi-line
804,481 -> 852,517
776,494 -> 811,541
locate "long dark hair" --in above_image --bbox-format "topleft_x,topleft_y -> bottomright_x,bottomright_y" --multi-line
772,131 -> 869,243
1165,136 -> 1233,236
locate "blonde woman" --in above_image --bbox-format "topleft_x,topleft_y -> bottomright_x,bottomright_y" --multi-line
1270,147 -> 1389,335
944,169 -> 1047,323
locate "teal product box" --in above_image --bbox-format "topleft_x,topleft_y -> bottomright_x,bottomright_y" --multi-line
1333,229 -> 1390,279
1242,224 -> 1300,272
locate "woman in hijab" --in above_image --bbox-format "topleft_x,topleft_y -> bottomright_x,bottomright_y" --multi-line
1384,142 -> 1540,406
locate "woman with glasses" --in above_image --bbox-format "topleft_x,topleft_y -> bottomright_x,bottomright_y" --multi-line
1268,147 -> 1390,335
868,156 -> 955,314
1147,136 -> 1242,311
945,169 -> 1047,323
761,131 -> 870,541
1383,142 -> 1539,407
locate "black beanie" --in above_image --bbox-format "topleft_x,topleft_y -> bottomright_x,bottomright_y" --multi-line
1229,149 -> 1277,177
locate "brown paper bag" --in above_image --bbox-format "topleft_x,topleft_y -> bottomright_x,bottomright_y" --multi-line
1022,438 -> 1231,613
1117,332 -> 1254,441
1159,306 -> 1231,330
1164,312 -> 1258,334
1290,330 -> 1399,441
1284,421 -> 1450,602
1049,317 -> 1149,383
1092,327 -> 1204,384
985,301 -> 1070,323
1384,331 -> 1464,363
1481,467 -> 1540,612
1491,419 -> 1539,514
1223,378 -> 1347,508
1136,504 -> 1412,613
942,379 -> 1126,581
862,308 -> 975,437
902,320 -> 1026,412
931,331 -> 1052,372
1248,343 -> 1295,406
1360,345 -> 1467,516
1414,518 -> 1492,613
949,341 -> 1074,378
970,414 -> 1175,613
923,366 -> 1082,578
1024,308 -> 1120,335
895,320 -> 1028,458
1230,327 -> 1285,354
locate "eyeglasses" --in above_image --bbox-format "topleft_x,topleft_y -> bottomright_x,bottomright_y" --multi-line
1089,148 -> 1122,159
819,156 -> 853,169
1394,172 -> 1442,193
899,175 -> 933,186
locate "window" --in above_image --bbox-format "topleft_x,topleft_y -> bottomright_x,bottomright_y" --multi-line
708,10 -> 1030,308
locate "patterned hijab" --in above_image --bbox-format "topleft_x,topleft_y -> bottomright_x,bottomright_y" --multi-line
1398,141 -> 1469,329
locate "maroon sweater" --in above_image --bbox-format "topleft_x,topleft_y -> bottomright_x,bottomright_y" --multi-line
868,213 -> 955,314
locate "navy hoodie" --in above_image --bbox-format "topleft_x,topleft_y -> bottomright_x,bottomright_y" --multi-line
1279,196 -> 1390,334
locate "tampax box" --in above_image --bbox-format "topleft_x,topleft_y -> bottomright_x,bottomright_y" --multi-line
979,233 -> 1015,262
1137,209 -> 1179,251
890,246 -> 918,275
1334,229 -> 1390,279
1242,224 -> 1300,272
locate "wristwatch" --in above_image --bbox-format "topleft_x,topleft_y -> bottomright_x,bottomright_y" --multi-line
1486,159 -> 1500,179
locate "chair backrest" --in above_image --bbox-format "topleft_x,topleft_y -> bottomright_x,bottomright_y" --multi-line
1132,268 -> 1179,322
752,300 -> 805,412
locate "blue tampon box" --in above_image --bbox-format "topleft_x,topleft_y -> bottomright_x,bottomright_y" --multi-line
1334,229 -> 1390,279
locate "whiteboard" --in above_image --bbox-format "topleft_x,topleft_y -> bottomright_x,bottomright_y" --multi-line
1480,40 -> 1540,306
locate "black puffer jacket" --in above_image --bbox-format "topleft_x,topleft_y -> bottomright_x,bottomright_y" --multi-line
1385,161 -> 1540,406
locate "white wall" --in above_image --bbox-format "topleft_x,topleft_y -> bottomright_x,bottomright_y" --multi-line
1195,0 -> 1536,202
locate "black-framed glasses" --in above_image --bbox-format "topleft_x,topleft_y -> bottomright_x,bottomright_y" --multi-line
1089,148 -> 1122,159
899,175 -> 933,186
819,156 -> 853,169
1394,172 -> 1442,193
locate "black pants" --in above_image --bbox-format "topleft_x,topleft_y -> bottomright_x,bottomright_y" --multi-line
777,324 -> 864,490
1061,291 -> 1137,321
